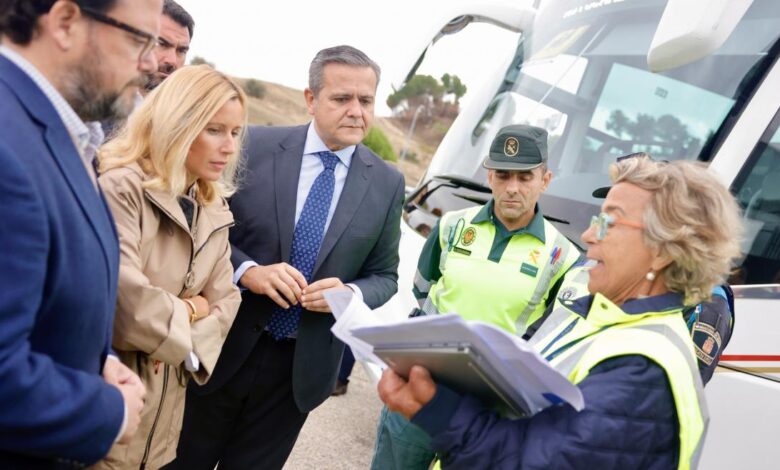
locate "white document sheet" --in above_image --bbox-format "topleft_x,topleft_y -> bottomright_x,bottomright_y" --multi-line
325,289 -> 392,366
325,291 -> 584,414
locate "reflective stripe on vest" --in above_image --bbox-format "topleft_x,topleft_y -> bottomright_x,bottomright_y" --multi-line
515,230 -> 572,330
533,294 -> 707,470
428,206 -> 578,335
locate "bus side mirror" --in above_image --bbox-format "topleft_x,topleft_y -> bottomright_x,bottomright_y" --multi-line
647,0 -> 753,72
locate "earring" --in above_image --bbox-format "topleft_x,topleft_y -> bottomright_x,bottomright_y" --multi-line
646,271 -> 656,282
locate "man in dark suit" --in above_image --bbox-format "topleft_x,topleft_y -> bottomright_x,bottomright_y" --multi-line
0,0 -> 159,467
172,45 -> 405,469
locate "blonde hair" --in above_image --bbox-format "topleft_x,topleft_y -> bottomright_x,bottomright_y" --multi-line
610,155 -> 743,305
99,65 -> 248,204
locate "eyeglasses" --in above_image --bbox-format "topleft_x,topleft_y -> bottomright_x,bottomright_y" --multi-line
79,6 -> 158,61
589,212 -> 645,241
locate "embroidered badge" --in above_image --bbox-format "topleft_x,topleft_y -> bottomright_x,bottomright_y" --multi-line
528,248 -> 541,266
559,286 -> 577,301
692,322 -> 722,366
504,137 -> 520,157
461,227 -> 477,246
702,337 -> 715,355
520,262 -> 539,277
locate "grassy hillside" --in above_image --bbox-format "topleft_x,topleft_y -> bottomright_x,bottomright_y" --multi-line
236,77 -> 453,185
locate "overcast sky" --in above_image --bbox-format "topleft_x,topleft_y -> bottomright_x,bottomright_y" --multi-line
176,0 -> 519,115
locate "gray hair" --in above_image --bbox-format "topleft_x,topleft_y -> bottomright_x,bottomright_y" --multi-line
610,156 -> 744,305
308,45 -> 380,95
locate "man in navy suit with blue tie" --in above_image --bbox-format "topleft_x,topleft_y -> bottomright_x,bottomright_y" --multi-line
0,0 -> 160,467
172,45 -> 406,469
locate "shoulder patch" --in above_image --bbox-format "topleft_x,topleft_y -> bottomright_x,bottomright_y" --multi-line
692,321 -> 722,366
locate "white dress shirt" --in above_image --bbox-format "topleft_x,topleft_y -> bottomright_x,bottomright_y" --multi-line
0,45 -> 103,190
234,123 -> 363,301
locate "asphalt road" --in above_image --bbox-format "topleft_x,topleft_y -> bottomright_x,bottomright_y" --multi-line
284,364 -> 383,469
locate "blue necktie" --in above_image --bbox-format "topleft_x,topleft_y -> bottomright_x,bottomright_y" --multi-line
266,151 -> 340,340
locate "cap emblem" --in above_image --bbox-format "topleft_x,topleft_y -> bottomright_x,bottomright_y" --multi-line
504,137 -> 519,157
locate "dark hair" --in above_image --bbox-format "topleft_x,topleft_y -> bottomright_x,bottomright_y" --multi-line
308,45 -> 380,95
162,0 -> 193,39
0,0 -> 117,45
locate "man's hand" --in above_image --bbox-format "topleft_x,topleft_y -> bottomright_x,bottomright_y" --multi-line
240,263 -> 307,309
301,277 -> 348,313
378,366 -> 437,420
102,357 -> 140,386
103,359 -> 146,444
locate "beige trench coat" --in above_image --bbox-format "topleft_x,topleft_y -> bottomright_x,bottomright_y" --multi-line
94,163 -> 241,469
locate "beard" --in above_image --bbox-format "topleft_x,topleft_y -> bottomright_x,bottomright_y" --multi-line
144,62 -> 176,92
63,53 -> 142,122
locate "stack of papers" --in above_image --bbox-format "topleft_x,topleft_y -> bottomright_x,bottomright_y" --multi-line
325,290 -> 584,415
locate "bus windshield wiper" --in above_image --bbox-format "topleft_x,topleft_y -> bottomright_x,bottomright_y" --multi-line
406,175 -> 572,228
405,175 -> 491,213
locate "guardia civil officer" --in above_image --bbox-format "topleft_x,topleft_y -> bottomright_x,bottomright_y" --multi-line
371,124 -> 581,469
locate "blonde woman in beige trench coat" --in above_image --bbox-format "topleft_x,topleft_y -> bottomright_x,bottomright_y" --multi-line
93,65 -> 247,470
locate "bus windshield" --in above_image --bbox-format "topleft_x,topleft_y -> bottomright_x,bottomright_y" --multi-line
420,0 -> 780,242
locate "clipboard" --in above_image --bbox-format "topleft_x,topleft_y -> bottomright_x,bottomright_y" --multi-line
374,343 -> 530,417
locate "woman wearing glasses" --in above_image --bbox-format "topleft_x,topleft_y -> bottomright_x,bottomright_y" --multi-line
379,155 -> 743,469
94,65 -> 245,469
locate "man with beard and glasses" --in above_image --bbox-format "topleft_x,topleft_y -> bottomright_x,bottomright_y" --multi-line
371,124 -> 581,470
0,0 -> 161,467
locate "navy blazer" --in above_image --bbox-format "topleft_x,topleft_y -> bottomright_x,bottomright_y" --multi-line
0,56 -> 124,467
195,124 -> 405,412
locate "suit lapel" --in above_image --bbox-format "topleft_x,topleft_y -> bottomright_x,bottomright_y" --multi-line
313,146 -> 372,275
0,56 -> 118,290
274,127 -> 306,263
43,122 -> 117,285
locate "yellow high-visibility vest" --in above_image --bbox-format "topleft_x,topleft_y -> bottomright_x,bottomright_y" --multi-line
424,205 -> 578,335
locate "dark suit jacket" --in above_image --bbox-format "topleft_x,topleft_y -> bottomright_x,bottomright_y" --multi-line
0,56 -> 124,468
195,124 -> 405,412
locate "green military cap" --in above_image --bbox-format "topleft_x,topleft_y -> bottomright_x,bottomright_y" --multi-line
483,124 -> 548,171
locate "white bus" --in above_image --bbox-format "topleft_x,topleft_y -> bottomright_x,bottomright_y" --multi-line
378,0 -> 780,467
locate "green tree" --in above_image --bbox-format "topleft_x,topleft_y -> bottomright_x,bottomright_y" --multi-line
243,79 -> 266,99
362,127 -> 397,162
386,74 -> 443,119
605,110 -> 702,158
190,56 -> 214,67
388,74 -> 467,120
441,73 -> 467,105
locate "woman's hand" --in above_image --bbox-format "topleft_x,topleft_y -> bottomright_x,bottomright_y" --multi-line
378,366 -> 437,420
185,295 -> 210,321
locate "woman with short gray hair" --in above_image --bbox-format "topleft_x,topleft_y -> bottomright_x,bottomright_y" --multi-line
609,155 -> 742,305
378,155 -> 743,469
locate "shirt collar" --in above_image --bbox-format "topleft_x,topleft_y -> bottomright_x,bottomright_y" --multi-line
568,291 -> 685,318
303,122 -> 354,168
471,200 -> 546,243
0,45 -> 102,157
